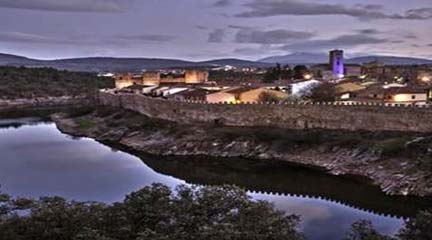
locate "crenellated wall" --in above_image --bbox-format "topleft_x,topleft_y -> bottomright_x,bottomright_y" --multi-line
99,91 -> 432,132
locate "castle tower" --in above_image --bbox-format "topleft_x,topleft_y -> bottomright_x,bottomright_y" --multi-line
185,70 -> 209,84
115,73 -> 135,89
329,50 -> 344,78
142,72 -> 161,86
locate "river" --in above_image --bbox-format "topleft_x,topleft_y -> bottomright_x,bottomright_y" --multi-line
0,117 -> 430,240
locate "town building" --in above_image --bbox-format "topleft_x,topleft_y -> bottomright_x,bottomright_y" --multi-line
206,87 -> 287,103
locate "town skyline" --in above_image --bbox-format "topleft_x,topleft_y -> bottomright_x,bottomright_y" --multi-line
1,0 -> 432,61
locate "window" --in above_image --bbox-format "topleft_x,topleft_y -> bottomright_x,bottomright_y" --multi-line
412,95 -> 416,100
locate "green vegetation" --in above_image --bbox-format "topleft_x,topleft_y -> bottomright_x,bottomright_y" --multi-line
1,183 -> 431,240
0,66 -> 114,99
306,82 -> 337,102
372,137 -> 411,156
345,211 -> 432,240
262,64 -> 293,83
258,91 -> 285,103
76,118 -> 96,129
0,184 -> 304,240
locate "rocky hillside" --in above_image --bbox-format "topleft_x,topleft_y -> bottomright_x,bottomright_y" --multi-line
52,107 -> 432,197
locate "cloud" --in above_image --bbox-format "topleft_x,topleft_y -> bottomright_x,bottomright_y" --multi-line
236,0 -> 432,20
281,34 -> 388,51
403,8 -> 432,20
0,31 -> 174,46
213,0 -> 231,7
0,0 -> 132,12
235,29 -> 314,44
403,34 -> 418,39
233,47 -> 270,56
116,34 -> 175,42
208,29 -> 226,43
0,31 -> 78,44
196,25 -> 209,30
357,29 -> 380,35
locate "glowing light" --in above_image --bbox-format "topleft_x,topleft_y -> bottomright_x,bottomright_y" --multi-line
359,75 -> 367,79
303,74 -> 312,80
421,76 -> 431,83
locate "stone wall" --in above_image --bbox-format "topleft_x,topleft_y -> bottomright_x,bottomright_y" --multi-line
99,91 -> 432,132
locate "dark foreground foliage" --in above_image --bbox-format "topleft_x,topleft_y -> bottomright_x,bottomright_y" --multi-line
0,184 -> 304,240
345,211 -> 432,240
0,66 -> 114,99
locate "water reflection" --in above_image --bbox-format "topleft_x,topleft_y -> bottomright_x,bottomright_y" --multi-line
0,118 -> 429,240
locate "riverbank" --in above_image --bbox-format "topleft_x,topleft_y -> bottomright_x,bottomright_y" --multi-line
52,107 -> 432,197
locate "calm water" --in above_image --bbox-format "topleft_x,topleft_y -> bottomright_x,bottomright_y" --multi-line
0,118 -> 430,240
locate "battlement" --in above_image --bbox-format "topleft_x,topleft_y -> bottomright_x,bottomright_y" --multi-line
99,91 -> 432,132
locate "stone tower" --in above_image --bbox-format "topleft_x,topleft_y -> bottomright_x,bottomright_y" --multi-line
185,70 -> 209,84
329,50 -> 344,78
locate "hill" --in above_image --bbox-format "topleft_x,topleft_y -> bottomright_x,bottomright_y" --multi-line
0,54 -> 270,72
201,58 -> 271,68
259,53 -> 328,65
259,53 -> 432,65
345,56 -> 432,65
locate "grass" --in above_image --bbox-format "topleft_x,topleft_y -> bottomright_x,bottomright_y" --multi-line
76,118 -> 96,129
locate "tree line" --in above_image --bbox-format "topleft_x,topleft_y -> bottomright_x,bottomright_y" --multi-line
0,66 -> 114,100
0,184 -> 430,240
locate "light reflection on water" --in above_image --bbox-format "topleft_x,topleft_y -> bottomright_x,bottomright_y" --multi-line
0,119 -> 411,240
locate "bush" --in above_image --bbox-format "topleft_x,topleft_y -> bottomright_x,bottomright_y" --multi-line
258,91 -> 284,103
372,137 -> 410,156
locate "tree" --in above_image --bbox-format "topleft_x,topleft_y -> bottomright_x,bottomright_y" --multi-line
345,211 -> 432,240
263,63 -> 293,83
398,211 -> 432,240
345,220 -> 395,240
258,91 -> 284,103
307,82 -> 336,102
0,184 -> 305,240
293,65 -> 308,80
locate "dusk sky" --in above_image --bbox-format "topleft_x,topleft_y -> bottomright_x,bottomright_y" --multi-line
1,0 -> 432,60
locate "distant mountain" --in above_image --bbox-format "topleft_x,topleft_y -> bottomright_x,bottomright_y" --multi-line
1,52 -> 431,72
259,53 -> 329,65
345,56 -> 432,65
0,53 -> 36,65
201,58 -> 271,68
260,53 -> 432,66
0,54 -> 270,72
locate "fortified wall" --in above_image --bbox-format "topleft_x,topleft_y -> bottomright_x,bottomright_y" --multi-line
99,91 -> 432,133
115,70 -> 209,89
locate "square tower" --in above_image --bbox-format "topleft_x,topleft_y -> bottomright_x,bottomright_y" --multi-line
329,50 -> 344,78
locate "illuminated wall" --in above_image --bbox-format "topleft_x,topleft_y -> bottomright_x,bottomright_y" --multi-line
239,88 -> 288,103
391,93 -> 427,103
185,70 -> 209,84
329,50 -> 344,77
142,72 -> 161,86
115,73 -> 142,89
206,92 -> 236,103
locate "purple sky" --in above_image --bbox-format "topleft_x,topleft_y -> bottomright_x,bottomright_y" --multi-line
1,0 -> 432,60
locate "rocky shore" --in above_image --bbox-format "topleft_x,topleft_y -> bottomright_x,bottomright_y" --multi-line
52,107 -> 432,197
